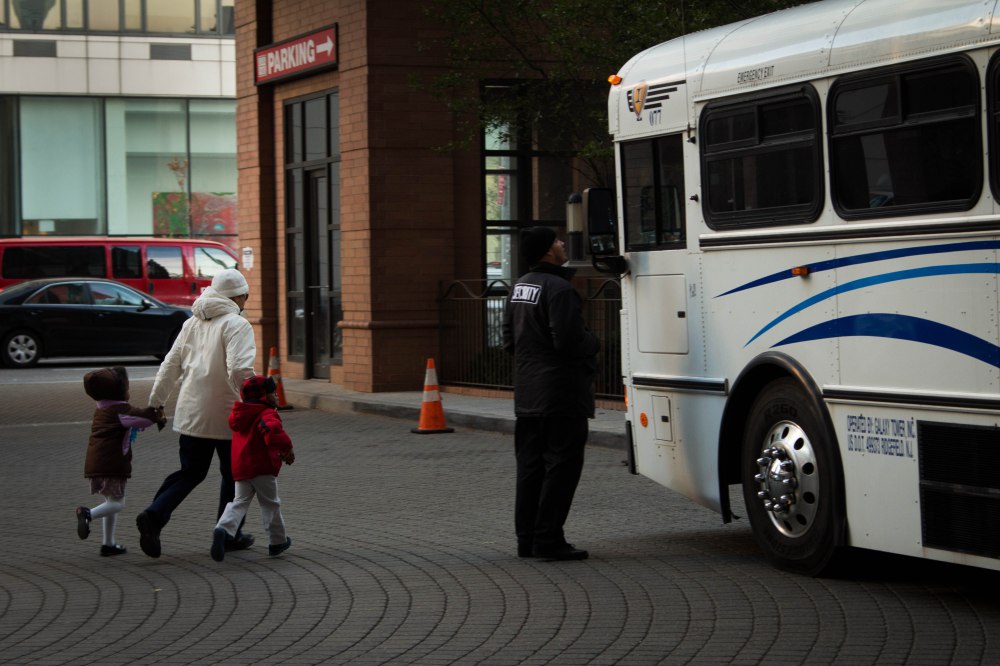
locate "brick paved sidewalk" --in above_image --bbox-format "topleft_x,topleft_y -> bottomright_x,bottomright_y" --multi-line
3,399 -> 1000,665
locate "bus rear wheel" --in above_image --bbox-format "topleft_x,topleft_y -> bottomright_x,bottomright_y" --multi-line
741,378 -> 842,575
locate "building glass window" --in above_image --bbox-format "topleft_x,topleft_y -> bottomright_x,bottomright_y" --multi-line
485,124 -> 516,223
89,98 -> 234,247
147,0 -> 194,33
484,123 -> 516,283
0,97 -> 15,237
66,0 -> 84,29
89,0 -> 120,31
123,0 -> 141,30
20,97 -> 105,235
7,0 -> 64,30
481,83 -> 599,281
7,97 -> 237,240
2,0 -> 233,35
105,98 -> 187,237
188,99 -> 237,251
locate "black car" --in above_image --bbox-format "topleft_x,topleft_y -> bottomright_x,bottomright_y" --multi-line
0,278 -> 191,368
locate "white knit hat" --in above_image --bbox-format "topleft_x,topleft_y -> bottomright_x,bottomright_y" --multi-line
211,269 -> 249,298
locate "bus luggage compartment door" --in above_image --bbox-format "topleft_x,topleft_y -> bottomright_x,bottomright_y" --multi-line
636,275 -> 688,354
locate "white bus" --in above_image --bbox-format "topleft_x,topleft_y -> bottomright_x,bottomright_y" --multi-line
588,0 -> 1000,575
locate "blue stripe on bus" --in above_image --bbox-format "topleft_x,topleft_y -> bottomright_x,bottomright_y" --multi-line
717,240 -> 1000,297
745,263 -> 1000,346
772,314 -> 1000,368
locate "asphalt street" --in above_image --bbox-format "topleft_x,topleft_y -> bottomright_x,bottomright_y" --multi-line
2,362 -> 1000,665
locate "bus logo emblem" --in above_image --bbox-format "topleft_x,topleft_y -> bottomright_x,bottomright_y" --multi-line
630,83 -> 648,120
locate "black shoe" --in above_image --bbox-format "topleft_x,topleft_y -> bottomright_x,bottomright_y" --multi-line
517,543 -> 535,558
268,537 -> 292,557
532,543 -> 589,561
225,533 -> 255,552
76,506 -> 91,540
100,544 -> 127,557
211,527 -> 227,562
136,511 -> 161,558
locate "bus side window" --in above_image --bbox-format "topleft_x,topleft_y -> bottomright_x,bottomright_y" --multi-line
701,86 -> 823,228
830,55 -> 980,218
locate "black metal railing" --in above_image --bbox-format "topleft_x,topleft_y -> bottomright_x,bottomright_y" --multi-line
438,278 -> 623,399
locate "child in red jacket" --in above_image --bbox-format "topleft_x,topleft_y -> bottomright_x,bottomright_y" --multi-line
211,375 -> 294,562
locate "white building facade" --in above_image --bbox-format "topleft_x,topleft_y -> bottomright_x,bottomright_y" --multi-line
0,0 -> 237,250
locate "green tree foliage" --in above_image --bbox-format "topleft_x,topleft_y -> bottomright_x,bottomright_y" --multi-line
418,0 -> 811,184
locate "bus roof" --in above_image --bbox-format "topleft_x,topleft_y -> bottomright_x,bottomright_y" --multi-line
610,0 -> 1000,137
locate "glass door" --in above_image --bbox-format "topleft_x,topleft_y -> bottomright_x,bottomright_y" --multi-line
305,169 -> 333,379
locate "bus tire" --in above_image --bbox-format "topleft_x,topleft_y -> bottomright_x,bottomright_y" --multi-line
741,377 -> 842,575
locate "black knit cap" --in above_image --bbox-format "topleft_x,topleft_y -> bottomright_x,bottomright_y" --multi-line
241,375 -> 277,403
520,226 -> 557,265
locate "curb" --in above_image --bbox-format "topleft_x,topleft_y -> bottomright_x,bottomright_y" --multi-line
283,386 -> 627,451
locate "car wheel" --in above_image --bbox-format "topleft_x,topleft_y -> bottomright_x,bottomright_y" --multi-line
741,377 -> 843,575
2,330 -> 42,368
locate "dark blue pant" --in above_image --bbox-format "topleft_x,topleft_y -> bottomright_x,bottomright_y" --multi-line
145,434 -> 242,533
514,415 -> 588,549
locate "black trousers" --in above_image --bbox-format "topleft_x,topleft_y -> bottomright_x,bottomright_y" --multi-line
145,434 -> 242,533
514,414 -> 588,549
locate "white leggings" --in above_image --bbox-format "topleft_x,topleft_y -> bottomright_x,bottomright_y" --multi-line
89,495 -> 125,546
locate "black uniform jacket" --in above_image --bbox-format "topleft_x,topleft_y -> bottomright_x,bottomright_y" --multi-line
502,262 -> 600,418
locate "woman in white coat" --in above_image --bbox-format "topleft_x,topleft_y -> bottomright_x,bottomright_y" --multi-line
135,269 -> 257,558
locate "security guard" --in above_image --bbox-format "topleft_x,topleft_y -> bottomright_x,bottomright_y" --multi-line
502,226 -> 600,561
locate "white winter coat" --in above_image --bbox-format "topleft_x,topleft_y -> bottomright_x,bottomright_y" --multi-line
149,287 -> 256,440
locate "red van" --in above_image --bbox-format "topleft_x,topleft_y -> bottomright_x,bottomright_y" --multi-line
0,237 -> 239,306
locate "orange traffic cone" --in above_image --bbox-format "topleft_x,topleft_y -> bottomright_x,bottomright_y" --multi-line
267,346 -> 293,411
411,358 -> 453,434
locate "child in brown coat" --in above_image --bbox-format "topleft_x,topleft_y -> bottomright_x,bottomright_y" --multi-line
77,367 -> 165,556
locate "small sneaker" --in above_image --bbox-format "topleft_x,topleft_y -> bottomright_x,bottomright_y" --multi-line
225,532 -> 255,552
100,544 -> 127,557
268,537 -> 292,557
517,542 -> 535,558
136,511 -> 161,558
76,506 -> 91,540
211,527 -> 228,562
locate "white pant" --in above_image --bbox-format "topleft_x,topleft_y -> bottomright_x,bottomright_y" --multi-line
216,475 -> 286,545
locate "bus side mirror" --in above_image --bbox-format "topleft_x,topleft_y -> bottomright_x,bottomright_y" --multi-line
585,187 -> 627,274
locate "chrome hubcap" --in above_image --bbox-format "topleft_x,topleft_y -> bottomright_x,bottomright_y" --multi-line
753,420 -> 819,538
7,334 -> 38,365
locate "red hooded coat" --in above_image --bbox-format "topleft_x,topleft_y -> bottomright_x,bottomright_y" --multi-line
228,401 -> 293,481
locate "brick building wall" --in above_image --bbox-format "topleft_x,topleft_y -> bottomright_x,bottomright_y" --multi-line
236,0 -> 479,391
